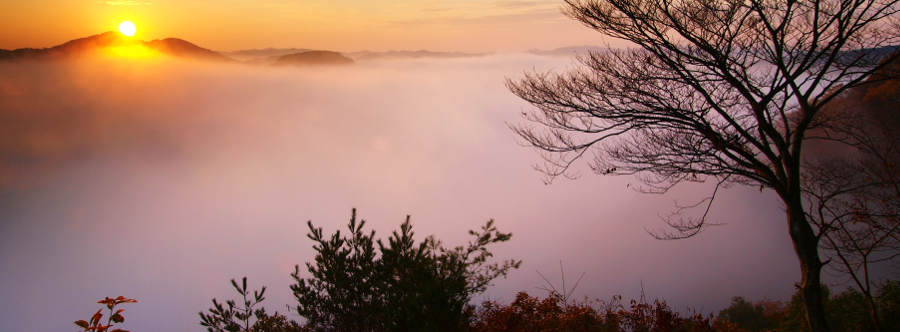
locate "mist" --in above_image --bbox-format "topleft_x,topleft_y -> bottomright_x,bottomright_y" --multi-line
0,54 -> 801,332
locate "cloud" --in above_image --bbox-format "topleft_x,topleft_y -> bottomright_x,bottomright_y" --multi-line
396,0 -> 561,28
419,7 -> 454,12
388,9 -> 566,28
493,0 -> 559,9
0,53 -> 807,332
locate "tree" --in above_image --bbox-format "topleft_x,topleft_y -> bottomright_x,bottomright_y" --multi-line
716,296 -> 780,332
775,282 -> 900,332
802,59 -> 900,332
506,1 -> 900,332
290,209 -> 520,331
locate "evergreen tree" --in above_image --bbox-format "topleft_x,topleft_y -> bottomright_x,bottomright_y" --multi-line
290,209 -> 520,332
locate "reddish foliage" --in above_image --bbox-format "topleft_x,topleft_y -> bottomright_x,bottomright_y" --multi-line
74,296 -> 137,332
468,292 -> 717,332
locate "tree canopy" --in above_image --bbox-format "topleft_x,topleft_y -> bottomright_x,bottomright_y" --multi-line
507,1 -> 900,331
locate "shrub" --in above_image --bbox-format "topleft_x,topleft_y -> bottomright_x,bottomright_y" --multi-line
290,209 -> 520,331
716,296 -> 780,332
469,292 -> 715,332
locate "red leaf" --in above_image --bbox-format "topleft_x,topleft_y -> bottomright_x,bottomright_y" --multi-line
90,309 -> 103,326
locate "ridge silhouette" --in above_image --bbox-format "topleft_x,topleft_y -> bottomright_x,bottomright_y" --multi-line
0,31 -> 236,62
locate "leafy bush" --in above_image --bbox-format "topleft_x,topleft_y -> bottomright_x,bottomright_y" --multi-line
716,296 -> 780,332
875,280 -> 900,330
717,282 -> 900,332
290,209 -> 520,331
469,291 -> 715,332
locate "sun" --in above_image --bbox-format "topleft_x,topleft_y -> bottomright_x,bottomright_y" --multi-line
118,21 -> 137,37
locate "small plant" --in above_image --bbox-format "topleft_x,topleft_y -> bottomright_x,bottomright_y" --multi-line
74,296 -> 137,332
200,277 -> 302,332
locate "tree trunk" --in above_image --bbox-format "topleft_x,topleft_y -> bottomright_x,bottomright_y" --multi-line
867,294 -> 883,332
786,198 -> 831,332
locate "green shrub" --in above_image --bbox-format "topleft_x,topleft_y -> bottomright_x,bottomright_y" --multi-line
290,208 -> 520,332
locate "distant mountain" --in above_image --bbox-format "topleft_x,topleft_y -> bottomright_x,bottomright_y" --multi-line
346,50 -> 489,61
144,38 -> 234,62
222,48 -> 488,63
526,46 -> 607,57
243,55 -> 283,66
275,51 -> 354,66
0,31 -> 235,62
222,48 -> 313,61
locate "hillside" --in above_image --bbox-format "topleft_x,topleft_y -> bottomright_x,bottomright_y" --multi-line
0,31 -> 235,62
274,51 -> 354,66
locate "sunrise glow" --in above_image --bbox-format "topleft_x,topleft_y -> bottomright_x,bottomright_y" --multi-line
118,21 -> 136,36
106,45 -> 158,58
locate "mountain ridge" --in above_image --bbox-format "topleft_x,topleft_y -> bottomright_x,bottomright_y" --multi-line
0,31 -> 235,62
274,51 -> 354,66
0,33 -> 616,64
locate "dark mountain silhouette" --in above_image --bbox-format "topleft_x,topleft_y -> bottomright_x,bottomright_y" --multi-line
274,51 -> 353,66
223,48 -> 488,62
0,31 -> 235,62
143,38 -> 234,62
243,55 -> 282,66
221,48 -> 314,61
345,50 -> 489,61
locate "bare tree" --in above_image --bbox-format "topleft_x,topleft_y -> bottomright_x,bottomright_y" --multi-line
506,1 -> 900,332
803,75 -> 900,332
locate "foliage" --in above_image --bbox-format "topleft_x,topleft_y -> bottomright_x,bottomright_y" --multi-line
469,292 -> 598,331
716,296 -> 780,332
468,291 -> 715,332
507,1 -> 900,331
717,283 -> 900,332
875,280 -> 900,329
74,296 -> 137,332
199,277 -> 304,332
290,209 -> 520,332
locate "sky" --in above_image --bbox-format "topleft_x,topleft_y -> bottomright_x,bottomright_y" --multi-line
0,0 -> 612,52
0,1 -> 878,332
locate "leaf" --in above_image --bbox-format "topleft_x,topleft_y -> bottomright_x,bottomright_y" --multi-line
90,309 -> 104,326
75,320 -> 90,329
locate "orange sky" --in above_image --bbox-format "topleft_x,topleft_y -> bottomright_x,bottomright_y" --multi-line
1,0 -> 615,52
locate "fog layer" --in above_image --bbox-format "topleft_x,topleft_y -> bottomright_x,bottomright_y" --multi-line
0,55 -> 798,332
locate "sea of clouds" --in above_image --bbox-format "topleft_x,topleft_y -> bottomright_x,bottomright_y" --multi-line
0,54 -> 800,332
